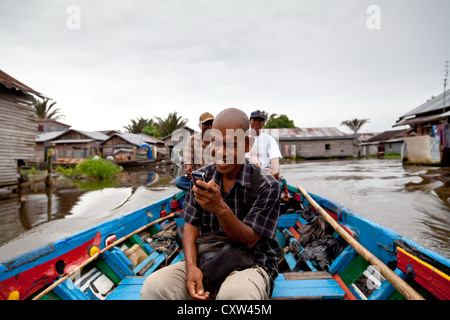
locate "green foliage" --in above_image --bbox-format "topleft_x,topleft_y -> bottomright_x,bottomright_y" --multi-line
142,125 -> 162,138
340,118 -> 370,134
77,158 -> 123,179
35,98 -> 65,120
56,158 -> 123,180
155,111 -> 188,137
384,152 -> 401,158
264,114 -> 296,128
123,112 -> 187,138
123,117 -> 155,134
55,165 -> 77,177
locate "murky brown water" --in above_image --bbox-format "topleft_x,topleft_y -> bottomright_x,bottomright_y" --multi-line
282,159 -> 450,258
0,159 -> 449,262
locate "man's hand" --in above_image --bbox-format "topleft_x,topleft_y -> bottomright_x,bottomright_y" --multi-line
186,264 -> 210,300
184,164 -> 194,179
193,180 -> 226,215
264,167 -> 279,180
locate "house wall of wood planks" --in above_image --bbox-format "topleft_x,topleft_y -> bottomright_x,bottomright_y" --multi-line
0,85 -> 38,187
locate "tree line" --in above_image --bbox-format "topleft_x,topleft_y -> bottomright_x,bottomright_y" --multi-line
34,98 -> 370,137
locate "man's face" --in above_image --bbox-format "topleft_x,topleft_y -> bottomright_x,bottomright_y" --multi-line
201,120 -> 213,141
249,117 -> 265,135
211,126 -> 249,174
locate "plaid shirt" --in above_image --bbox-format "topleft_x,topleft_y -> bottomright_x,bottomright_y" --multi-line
180,162 -> 282,285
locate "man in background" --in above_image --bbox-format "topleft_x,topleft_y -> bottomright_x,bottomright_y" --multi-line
174,112 -> 214,190
246,110 -> 282,180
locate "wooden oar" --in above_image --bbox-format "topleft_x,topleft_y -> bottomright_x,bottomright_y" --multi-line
296,185 -> 424,300
32,212 -> 175,300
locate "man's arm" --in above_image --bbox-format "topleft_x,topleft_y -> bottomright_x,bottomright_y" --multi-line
193,181 -> 260,248
182,222 -> 210,300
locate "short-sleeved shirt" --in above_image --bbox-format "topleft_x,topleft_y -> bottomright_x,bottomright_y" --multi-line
245,132 -> 282,168
182,132 -> 214,170
179,162 -> 282,285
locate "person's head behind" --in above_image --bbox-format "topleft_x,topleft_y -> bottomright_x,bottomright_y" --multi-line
249,110 -> 265,136
199,112 -> 214,138
211,108 -> 250,175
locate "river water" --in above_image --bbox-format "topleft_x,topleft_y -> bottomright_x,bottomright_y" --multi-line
0,159 -> 449,262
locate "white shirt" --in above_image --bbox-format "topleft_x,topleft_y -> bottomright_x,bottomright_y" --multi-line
245,132 -> 282,168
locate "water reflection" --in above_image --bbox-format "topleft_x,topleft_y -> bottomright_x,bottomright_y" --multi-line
403,165 -> 450,208
0,165 -> 178,249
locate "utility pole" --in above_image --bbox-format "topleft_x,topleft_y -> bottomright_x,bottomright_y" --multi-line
443,60 -> 449,117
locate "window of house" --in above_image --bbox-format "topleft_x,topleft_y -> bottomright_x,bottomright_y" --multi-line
325,144 -> 331,150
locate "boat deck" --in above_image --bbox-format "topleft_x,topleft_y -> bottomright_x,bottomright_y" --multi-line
102,212 -> 348,300
104,272 -> 346,300
4,186 -> 449,300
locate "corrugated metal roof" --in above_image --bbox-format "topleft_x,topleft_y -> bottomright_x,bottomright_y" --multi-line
74,130 -> 109,141
393,110 -> 450,127
50,139 -> 95,144
365,129 -> 407,143
36,131 -> 67,142
0,69 -> 45,98
399,88 -> 450,119
263,127 -> 347,138
103,132 -> 164,145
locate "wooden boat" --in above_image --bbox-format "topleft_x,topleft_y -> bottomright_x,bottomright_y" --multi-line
1,182 -> 449,301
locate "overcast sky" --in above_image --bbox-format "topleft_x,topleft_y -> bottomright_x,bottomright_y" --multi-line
1,0 -> 449,134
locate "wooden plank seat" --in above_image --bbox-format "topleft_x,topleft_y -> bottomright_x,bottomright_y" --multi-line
271,271 -> 346,300
106,276 -> 145,300
106,250 -> 185,300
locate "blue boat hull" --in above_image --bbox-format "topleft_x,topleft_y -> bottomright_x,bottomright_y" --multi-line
1,184 -> 449,300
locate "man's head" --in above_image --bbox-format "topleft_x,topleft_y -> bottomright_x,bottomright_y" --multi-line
249,110 -> 265,136
211,108 -> 250,175
199,112 -> 214,138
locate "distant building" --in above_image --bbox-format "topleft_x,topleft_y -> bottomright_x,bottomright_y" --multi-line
394,88 -> 450,165
360,129 -> 407,157
47,129 -> 109,164
0,70 -> 44,187
162,126 -> 197,164
37,119 -> 71,132
101,132 -> 166,161
264,127 -> 359,159
35,131 -> 66,163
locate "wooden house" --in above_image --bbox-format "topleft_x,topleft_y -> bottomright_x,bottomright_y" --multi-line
162,126 -> 197,164
47,129 -> 109,164
264,128 -> 359,159
394,88 -> 450,165
37,119 -> 70,133
35,131 -> 66,163
359,130 -> 407,157
101,132 -> 165,161
0,70 -> 44,187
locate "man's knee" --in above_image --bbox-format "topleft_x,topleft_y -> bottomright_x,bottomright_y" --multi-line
140,271 -> 162,300
140,261 -> 189,300
216,267 -> 270,300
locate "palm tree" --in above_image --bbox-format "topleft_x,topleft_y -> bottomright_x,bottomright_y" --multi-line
35,98 -> 65,120
261,110 -> 278,127
340,118 -> 370,134
123,117 -> 155,134
155,111 -> 188,137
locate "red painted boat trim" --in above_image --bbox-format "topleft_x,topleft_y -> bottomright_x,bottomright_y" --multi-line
332,273 -> 357,300
397,246 -> 450,300
0,231 -> 101,300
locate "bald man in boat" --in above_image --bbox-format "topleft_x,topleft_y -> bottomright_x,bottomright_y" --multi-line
140,108 -> 281,300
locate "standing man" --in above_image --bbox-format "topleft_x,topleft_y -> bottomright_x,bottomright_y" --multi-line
141,108 -> 281,300
246,110 -> 282,180
174,112 -> 214,190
